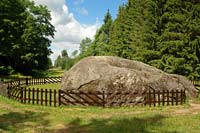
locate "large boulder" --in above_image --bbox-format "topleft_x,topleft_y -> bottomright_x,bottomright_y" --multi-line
61,56 -> 197,98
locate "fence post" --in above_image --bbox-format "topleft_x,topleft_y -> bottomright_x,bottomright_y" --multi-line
144,91 -> 147,106
162,90 -> 165,106
32,88 -> 35,105
49,89 -> 52,106
24,88 -> 26,104
58,90 -> 61,106
36,88 -> 39,104
167,90 -> 169,106
184,90 -> 186,103
20,87 -> 23,103
153,90 -> 156,107
158,90 -> 160,106
26,77 -> 28,85
45,89 -> 48,106
54,90 -> 57,107
149,90 -> 151,107
41,89 -> 43,105
28,88 -> 31,104
176,90 -> 178,105
102,90 -> 105,108
172,90 -> 174,105
180,90 -> 183,104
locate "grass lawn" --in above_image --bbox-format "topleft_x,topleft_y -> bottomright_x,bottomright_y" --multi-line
1,68 -> 65,82
27,83 -> 61,90
42,68 -> 65,77
1,95 -> 200,133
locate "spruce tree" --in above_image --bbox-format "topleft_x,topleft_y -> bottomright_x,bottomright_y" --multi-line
155,0 -> 200,79
89,10 -> 113,56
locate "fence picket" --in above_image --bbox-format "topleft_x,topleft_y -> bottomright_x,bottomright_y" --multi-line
24,88 -> 26,104
180,90 -> 183,104
172,90 -> 174,105
162,90 -> 165,106
20,87 -> 23,103
148,90 -> 151,107
36,88 -> 39,104
45,89 -> 48,106
59,90 -> 61,106
176,90 -> 178,105
54,90 -> 57,107
32,88 -> 35,104
167,90 -> 169,106
41,89 -> 43,105
49,89 -> 52,106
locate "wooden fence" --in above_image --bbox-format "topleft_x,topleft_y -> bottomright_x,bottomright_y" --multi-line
7,86 -> 59,107
8,76 -> 62,86
59,90 -> 105,106
7,77 -> 62,107
7,86 -> 186,107
145,90 -> 186,106
6,77 -> 187,107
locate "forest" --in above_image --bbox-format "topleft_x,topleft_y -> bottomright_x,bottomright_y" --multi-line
56,0 -> 200,80
1,0 -> 200,79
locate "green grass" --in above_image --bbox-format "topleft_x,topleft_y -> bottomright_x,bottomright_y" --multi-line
1,68 -> 64,81
27,83 -> 61,90
40,68 -> 64,77
0,95 -> 200,133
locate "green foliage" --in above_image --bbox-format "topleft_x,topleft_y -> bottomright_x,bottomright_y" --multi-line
54,55 -> 62,68
0,66 -> 14,75
71,50 -> 78,58
74,0 -> 200,79
79,37 -> 92,55
0,0 -> 55,75
61,49 -> 69,58
54,50 -> 74,70
81,10 -> 113,57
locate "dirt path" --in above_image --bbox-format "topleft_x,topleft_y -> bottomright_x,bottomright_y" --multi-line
173,102 -> 200,115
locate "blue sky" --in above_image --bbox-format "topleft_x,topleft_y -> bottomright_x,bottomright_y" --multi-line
34,0 -> 127,62
66,0 -> 127,24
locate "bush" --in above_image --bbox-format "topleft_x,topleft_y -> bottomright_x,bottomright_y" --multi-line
0,66 -> 14,75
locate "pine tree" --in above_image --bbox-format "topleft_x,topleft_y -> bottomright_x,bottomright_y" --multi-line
109,0 -> 149,60
89,10 -> 113,56
74,0 -> 200,79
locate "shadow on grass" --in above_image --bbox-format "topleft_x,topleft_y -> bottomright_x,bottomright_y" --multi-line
0,111 -> 50,132
55,115 -> 176,133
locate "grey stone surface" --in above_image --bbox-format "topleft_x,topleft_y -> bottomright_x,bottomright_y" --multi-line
61,56 -> 197,98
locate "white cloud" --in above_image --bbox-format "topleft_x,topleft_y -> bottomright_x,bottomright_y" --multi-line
34,0 -> 100,63
74,0 -> 84,5
76,7 -> 88,15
